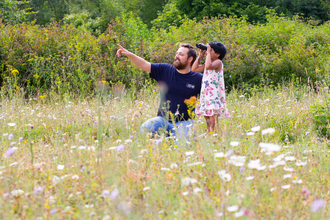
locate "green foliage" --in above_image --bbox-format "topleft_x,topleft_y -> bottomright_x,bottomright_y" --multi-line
151,2 -> 186,29
311,93 -> 330,139
2,15 -> 330,97
0,0 -> 32,24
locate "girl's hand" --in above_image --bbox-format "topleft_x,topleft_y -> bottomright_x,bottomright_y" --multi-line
198,49 -> 206,59
206,44 -> 212,53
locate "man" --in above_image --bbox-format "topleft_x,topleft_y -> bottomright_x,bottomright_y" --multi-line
116,43 -> 203,138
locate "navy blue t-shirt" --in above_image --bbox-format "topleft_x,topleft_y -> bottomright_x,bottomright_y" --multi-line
150,63 -> 203,122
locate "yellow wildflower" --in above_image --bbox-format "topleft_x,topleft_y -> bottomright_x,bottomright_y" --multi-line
11,69 -> 19,75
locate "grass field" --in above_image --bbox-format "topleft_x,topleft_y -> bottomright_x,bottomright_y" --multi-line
0,84 -> 329,219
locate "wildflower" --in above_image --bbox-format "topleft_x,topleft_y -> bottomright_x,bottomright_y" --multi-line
230,141 -> 239,146
227,205 -> 239,212
187,162 -> 203,166
8,134 -> 14,140
102,215 -> 111,220
228,155 -> 246,167
295,160 -> 307,166
170,163 -> 178,169
281,185 -> 290,189
110,115 -> 116,119
240,166 -> 245,174
85,204 -> 94,208
218,170 -> 231,181
185,151 -> 194,156
110,188 -> 119,200
161,167 -> 170,171
234,209 -> 246,218
310,199 -> 326,212
261,128 -> 275,135
181,177 -> 198,186
214,152 -> 225,158
72,175 -> 79,180
57,165 -> 65,170
11,189 -> 24,197
18,137 -> 23,142
117,202 -> 131,215
143,186 -> 150,191
117,144 -> 125,152
283,166 -> 294,172
285,156 -> 296,161
251,126 -> 260,132
246,176 -> 254,180
225,149 -> 233,157
8,123 -> 16,127
50,209 -> 57,215
269,160 -> 286,169
283,174 -> 292,179
246,132 -> 254,136
182,191 -> 189,196
193,188 -> 202,194
273,154 -> 285,162
9,162 -> 18,166
155,139 -> 162,145
302,188 -> 310,199
247,159 -> 266,170
292,179 -> 303,184
11,69 -> 19,75
4,147 -> 17,157
52,176 -> 61,185
34,186 -> 44,194
101,190 -> 110,198
259,143 -> 281,152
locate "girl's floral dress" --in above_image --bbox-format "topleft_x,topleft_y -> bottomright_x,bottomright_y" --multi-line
195,67 -> 230,117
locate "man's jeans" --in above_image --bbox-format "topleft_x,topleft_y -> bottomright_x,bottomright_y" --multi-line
140,116 -> 193,138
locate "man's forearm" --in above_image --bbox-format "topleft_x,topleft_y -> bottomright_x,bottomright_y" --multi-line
126,52 -> 151,73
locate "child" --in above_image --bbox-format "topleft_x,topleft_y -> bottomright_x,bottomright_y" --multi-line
192,41 -> 230,133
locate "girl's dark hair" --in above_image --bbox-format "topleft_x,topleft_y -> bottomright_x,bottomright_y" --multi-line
209,41 -> 227,60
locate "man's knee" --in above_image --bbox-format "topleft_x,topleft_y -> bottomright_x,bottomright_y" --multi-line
140,116 -> 167,133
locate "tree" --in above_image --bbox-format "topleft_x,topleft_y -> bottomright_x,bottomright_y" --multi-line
0,0 -> 32,24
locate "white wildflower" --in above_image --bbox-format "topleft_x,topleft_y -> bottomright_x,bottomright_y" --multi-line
185,151 -> 194,156
230,141 -> 239,146
251,126 -> 260,132
259,142 -> 281,152
281,185 -> 291,189
11,189 -> 24,197
261,128 -> 275,135
227,205 -> 239,212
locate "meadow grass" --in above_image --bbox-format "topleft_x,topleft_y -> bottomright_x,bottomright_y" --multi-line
0,84 -> 329,219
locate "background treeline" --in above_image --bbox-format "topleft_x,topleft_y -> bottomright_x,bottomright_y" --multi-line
2,0 -> 330,32
1,13 -> 330,96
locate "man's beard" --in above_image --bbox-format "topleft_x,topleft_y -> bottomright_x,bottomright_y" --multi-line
173,58 -> 188,70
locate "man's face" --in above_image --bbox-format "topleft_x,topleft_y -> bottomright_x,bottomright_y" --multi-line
173,47 -> 190,70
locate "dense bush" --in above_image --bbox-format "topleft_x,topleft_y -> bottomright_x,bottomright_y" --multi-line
1,13 -> 330,96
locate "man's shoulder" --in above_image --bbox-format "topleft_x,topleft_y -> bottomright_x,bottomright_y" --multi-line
190,71 -> 203,79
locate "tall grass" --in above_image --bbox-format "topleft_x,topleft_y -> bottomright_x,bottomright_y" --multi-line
0,84 -> 329,219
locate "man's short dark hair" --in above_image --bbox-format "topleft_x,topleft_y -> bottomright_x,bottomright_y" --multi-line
180,43 -> 197,65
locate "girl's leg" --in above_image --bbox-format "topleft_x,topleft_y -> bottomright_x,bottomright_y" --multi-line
205,116 -> 215,133
204,116 -> 211,132
209,116 -> 215,132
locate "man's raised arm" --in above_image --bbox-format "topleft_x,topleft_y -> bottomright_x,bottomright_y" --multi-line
116,44 -> 151,73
